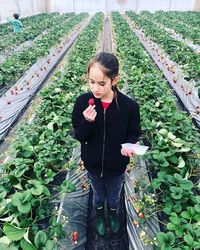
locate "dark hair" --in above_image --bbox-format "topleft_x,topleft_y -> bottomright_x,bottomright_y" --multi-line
87,52 -> 120,109
13,13 -> 19,19
87,52 -> 119,80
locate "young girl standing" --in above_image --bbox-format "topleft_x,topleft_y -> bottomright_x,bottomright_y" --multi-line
72,52 -> 141,237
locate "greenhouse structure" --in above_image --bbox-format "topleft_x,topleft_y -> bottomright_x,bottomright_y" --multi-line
0,0 -> 200,249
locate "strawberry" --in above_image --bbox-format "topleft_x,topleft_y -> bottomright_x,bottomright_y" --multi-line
139,212 -> 144,219
88,98 -> 94,106
72,231 -> 78,244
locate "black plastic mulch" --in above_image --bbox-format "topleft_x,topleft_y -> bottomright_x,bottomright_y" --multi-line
86,187 -> 129,250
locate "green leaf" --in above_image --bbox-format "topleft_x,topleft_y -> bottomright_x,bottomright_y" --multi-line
176,226 -> 184,237
180,180 -> 193,190
20,239 -> 36,250
34,231 -> 47,247
167,232 -> 176,245
181,211 -> 191,220
194,204 -> 200,213
174,173 -> 182,182
28,180 -> 44,196
3,223 -> 26,241
43,186 -> 51,197
184,234 -> 194,246
195,196 -> 200,203
45,240 -> 55,250
163,205 -> 172,215
180,147 -> 190,152
174,203 -> 182,213
156,232 -> 167,244
22,190 -> 32,203
167,222 -> 176,230
167,132 -> 176,140
8,175 -> 19,185
168,155 -> 178,164
177,157 -> 185,168
171,192 -> 182,200
169,214 -> 180,225
0,215 -> 14,222
194,214 -> 200,221
0,236 -> 11,246
158,128 -> 168,137
20,202 -> 32,214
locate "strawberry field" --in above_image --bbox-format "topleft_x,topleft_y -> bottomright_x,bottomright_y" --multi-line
0,9 -> 200,250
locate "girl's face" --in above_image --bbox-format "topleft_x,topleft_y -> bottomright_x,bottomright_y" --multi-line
88,64 -> 116,100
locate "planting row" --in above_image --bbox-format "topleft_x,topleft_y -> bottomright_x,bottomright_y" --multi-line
141,11 -> 200,46
112,12 -> 200,249
0,13 -> 54,37
157,11 -> 200,30
0,13 -> 87,93
126,11 -> 200,87
0,13 -> 103,250
0,13 -> 72,53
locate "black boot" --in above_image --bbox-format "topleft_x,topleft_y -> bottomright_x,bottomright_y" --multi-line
95,206 -> 106,237
108,208 -> 120,234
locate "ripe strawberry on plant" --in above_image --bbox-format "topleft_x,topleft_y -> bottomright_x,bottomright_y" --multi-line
88,98 -> 94,106
139,212 -> 144,219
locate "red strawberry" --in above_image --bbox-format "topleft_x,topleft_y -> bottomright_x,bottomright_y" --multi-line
139,212 -> 144,219
88,98 -> 94,105
72,231 -> 78,244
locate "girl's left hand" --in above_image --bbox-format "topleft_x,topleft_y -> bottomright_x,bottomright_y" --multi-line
121,148 -> 136,157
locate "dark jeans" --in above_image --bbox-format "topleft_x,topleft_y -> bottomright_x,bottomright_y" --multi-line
88,172 -> 125,209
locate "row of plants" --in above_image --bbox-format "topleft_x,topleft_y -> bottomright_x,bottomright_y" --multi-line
157,11 -> 200,30
0,13 -> 56,38
140,11 -> 200,46
0,13 -> 87,93
126,11 -> 200,87
0,13 -> 71,53
112,12 -> 200,249
0,12 -> 104,250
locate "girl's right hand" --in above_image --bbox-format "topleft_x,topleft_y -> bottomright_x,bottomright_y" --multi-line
83,105 -> 97,122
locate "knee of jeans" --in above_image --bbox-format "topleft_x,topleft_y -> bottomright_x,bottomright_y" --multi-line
107,198 -> 120,210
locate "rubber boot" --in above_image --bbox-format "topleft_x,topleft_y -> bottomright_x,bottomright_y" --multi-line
95,206 -> 106,237
108,208 -> 120,234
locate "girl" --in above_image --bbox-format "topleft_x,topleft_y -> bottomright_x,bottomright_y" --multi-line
72,52 -> 141,237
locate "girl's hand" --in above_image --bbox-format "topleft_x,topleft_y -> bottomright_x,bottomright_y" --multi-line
121,148 -> 136,157
83,105 -> 97,122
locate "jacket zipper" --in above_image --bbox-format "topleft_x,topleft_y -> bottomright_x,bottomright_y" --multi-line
100,109 -> 106,177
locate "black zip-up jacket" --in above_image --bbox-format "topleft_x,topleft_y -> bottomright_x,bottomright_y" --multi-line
72,91 -> 141,178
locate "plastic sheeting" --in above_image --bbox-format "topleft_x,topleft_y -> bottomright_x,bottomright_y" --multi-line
0,17 -> 90,142
152,21 -> 200,54
124,15 -> 200,128
56,146 -> 90,250
125,158 -> 160,250
56,143 -> 160,250
0,30 -> 48,64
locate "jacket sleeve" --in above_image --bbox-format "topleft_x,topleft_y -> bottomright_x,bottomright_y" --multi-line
125,103 -> 142,144
72,97 -> 95,143
7,17 -> 13,23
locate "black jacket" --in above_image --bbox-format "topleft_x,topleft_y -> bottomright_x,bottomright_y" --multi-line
72,91 -> 141,178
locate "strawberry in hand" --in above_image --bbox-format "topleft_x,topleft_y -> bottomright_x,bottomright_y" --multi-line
88,98 -> 94,106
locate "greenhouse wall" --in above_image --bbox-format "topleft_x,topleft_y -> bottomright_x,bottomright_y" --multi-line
0,0 -> 197,22
0,0 -> 45,22
49,0 -> 196,13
